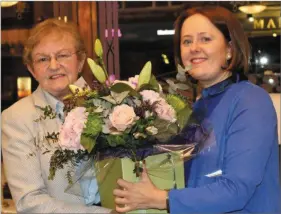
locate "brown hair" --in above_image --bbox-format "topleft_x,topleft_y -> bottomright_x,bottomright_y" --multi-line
23,18 -> 86,66
174,6 -> 251,74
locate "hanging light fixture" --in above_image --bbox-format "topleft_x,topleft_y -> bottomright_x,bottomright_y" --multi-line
1,1 -> 18,7
238,4 -> 267,14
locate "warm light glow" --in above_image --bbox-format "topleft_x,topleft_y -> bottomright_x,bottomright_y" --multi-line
239,5 -> 266,14
248,16 -> 254,22
17,77 -> 31,98
1,1 -> 18,7
273,33 -> 277,37
268,78 -> 274,85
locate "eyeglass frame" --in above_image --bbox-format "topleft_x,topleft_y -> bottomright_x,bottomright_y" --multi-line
32,50 -> 81,68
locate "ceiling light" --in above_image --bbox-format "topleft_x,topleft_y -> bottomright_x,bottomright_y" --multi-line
238,5 -> 267,14
247,14 -> 254,22
1,1 -> 18,7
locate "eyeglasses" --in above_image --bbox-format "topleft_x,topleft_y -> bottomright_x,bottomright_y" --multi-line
33,51 -> 79,68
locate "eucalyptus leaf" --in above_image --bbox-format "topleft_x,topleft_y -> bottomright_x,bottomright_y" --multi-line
80,135 -> 96,153
100,95 -> 117,105
138,61 -> 152,89
111,91 -> 130,104
177,64 -> 186,73
87,58 -> 106,83
175,83 -> 190,90
176,72 -> 187,82
94,39 -> 103,58
166,79 -> 178,91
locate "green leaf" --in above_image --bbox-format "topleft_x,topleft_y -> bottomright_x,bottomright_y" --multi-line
94,39 -> 103,58
80,135 -> 96,153
138,61 -> 152,90
111,82 -> 138,96
166,94 -> 186,113
106,135 -> 127,147
138,75 -> 160,92
87,58 -> 106,83
177,106 -> 192,130
111,91 -> 130,104
100,95 -> 117,105
153,118 -> 179,142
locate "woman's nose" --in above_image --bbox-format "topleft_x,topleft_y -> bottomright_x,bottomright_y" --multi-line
49,56 -> 60,70
190,41 -> 200,53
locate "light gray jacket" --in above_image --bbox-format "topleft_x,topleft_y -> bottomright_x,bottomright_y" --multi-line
2,83 -> 111,213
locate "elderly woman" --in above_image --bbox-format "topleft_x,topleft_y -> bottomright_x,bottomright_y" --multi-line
2,19 -> 111,213
113,6 -> 280,213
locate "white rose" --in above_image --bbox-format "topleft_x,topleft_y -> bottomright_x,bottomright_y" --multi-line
109,104 -> 138,132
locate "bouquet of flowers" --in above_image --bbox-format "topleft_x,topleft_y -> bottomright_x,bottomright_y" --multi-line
36,39 -> 210,210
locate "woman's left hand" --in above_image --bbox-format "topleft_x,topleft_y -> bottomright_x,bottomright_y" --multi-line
113,166 -> 167,213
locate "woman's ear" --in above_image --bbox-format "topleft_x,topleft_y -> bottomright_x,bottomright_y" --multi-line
78,53 -> 86,74
27,64 -> 38,81
226,41 -> 233,60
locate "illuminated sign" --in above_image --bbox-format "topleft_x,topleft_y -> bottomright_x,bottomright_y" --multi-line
253,17 -> 281,30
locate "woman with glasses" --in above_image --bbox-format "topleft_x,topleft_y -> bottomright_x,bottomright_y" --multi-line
2,19 -> 112,213
113,6 -> 280,213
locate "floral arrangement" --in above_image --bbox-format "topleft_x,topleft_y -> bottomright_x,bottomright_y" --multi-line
41,39 -> 198,183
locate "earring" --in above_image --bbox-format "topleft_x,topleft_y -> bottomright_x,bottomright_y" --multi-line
226,53 -> 231,60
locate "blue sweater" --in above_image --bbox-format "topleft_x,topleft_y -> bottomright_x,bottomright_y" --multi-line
169,79 -> 281,213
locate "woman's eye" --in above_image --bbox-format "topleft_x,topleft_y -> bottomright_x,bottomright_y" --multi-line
201,37 -> 211,43
182,39 -> 192,45
38,57 -> 48,62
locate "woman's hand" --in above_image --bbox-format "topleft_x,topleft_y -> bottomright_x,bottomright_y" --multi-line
113,166 -> 167,213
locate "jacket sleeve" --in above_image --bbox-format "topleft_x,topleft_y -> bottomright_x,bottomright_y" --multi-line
169,87 -> 279,213
1,108 -> 111,214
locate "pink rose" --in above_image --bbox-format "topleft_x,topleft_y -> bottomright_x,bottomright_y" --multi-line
140,90 -> 160,105
154,98 -> 177,123
109,104 -> 138,131
58,107 -> 88,152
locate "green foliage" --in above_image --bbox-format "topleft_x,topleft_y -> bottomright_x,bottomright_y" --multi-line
138,61 -> 152,89
110,82 -> 138,96
48,149 -> 87,181
87,58 -> 107,84
149,74 -> 160,92
101,91 -> 130,105
83,113 -> 102,137
166,94 -> 186,113
80,134 -> 96,153
105,134 -> 127,147
152,118 -> 179,142
94,39 -> 103,58
177,106 -> 192,130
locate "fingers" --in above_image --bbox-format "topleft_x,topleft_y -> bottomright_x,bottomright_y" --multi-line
115,196 -> 128,205
117,178 -> 133,189
113,188 -> 127,198
115,205 -> 133,213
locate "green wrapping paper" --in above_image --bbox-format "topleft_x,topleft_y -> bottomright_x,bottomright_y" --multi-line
95,153 -> 185,213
